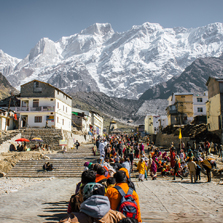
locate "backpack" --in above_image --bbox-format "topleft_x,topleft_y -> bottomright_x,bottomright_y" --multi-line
114,185 -> 138,219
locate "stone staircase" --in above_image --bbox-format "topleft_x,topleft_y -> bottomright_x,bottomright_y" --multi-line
6,144 -> 97,178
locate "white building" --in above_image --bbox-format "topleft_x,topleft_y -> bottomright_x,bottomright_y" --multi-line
193,91 -> 208,117
159,115 -> 168,130
15,80 -> 72,132
0,108 -> 18,131
72,108 -> 91,133
145,114 -> 160,134
90,111 -> 103,136
72,108 -> 104,136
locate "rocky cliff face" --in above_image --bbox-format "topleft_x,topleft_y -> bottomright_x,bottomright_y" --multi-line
1,22 -> 223,99
0,73 -> 18,100
140,54 -> 223,100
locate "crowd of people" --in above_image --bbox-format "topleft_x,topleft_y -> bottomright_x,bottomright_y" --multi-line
58,134 -> 221,223
9,142 -> 51,152
143,140 -> 219,183
60,134 -> 142,223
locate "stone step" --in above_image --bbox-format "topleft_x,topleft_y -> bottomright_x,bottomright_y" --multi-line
6,152 -> 97,177
8,170 -> 83,174
7,169 -> 83,172
6,174 -> 82,178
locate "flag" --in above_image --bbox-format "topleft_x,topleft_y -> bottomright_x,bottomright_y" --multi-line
179,128 -> 182,139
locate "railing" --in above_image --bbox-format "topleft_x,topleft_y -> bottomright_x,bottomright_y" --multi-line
16,106 -> 55,112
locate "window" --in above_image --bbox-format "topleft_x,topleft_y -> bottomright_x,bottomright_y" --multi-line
62,119 -> 64,125
197,107 -> 203,112
33,99 -> 39,107
66,107 -> 67,113
57,102 -> 59,109
33,81 -> 42,93
57,117 -> 59,123
50,99 -> 53,101
63,105 -> 64,111
35,116 -> 42,123
197,98 -> 202,102
34,81 -> 39,88
57,90 -> 59,95
181,96 -> 185,98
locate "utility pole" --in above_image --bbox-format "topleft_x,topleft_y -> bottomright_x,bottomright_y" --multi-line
5,93 -> 12,131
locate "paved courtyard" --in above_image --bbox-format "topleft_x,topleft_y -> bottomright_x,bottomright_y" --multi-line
0,177 -> 222,222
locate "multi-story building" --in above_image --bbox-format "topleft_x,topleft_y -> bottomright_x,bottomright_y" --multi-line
72,108 -> 91,133
193,91 -> 208,117
167,91 -> 208,126
90,111 -> 103,136
166,93 -> 194,125
0,108 -> 18,131
72,108 -> 104,136
15,80 -> 72,131
144,114 -> 161,134
206,77 -> 223,141
159,115 -> 168,130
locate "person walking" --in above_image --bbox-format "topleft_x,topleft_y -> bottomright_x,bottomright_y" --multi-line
75,140 -> 80,150
201,159 -> 212,182
137,158 -> 146,182
187,158 -> 197,183
173,157 -> 183,180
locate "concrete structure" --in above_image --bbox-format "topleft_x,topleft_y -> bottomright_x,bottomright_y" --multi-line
72,108 -> 91,133
145,115 -> 160,134
72,108 -> 103,137
90,111 -> 103,136
206,77 -> 223,141
166,92 -> 208,126
15,80 -> 72,131
159,115 -> 168,131
0,108 -> 18,131
193,91 -> 208,118
166,93 -> 194,125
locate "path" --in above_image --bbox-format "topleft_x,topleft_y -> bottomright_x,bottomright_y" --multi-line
0,177 -> 222,222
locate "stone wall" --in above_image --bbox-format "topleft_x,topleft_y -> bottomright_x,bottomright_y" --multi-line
156,132 -> 192,148
21,81 -> 55,98
21,128 -> 63,150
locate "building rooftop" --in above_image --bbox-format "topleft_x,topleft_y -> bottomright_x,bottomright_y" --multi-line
21,80 -> 72,99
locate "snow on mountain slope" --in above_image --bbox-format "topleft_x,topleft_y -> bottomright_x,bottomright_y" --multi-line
1,22 -> 223,98
0,50 -> 21,78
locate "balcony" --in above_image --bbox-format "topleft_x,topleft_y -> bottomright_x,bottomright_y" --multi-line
166,105 -> 177,114
16,106 -> 55,112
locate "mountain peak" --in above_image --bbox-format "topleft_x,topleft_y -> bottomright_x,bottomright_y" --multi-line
132,22 -> 163,32
80,23 -> 114,36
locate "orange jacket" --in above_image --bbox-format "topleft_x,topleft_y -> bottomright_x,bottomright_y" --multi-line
95,174 -> 107,183
106,182 -> 142,222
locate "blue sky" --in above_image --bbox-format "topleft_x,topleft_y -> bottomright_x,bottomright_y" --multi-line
1,0 -> 223,59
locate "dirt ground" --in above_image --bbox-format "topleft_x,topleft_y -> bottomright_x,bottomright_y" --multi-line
0,146 -> 223,222
0,177 -> 222,223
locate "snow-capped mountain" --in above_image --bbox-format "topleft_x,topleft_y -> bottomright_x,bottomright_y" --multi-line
0,50 -> 21,78
1,22 -> 223,99
140,54 -> 223,100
